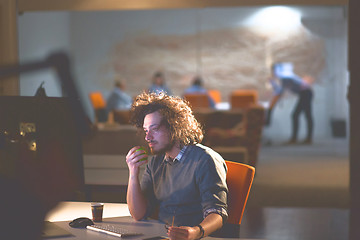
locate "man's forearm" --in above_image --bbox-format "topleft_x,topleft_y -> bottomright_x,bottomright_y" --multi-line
197,213 -> 223,238
166,213 -> 223,240
269,95 -> 280,109
127,176 -> 148,221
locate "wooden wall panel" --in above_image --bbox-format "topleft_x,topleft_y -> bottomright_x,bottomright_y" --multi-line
349,0 -> 360,239
0,0 -> 19,95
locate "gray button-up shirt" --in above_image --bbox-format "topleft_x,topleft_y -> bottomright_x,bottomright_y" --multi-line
140,144 -> 228,226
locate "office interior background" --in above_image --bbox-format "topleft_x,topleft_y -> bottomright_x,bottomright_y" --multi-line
18,6 -> 348,143
10,2 -> 355,239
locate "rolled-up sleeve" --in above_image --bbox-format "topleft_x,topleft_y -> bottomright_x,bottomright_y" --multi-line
196,155 -> 228,222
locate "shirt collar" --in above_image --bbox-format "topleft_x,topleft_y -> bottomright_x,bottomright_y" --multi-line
165,145 -> 188,163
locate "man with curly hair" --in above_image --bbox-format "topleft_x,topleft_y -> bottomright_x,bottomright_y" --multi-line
126,92 -> 228,240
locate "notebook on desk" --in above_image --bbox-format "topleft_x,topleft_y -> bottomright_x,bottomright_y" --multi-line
42,221 -> 73,239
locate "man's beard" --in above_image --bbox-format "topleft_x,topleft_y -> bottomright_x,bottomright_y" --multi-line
149,141 -> 175,155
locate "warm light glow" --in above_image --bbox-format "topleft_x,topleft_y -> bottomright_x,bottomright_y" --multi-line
45,202 -> 130,222
245,6 -> 301,36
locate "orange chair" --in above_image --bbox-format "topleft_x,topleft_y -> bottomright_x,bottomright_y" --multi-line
225,160 -> 255,225
230,89 -> 258,109
88,92 -> 108,122
89,92 -> 106,109
184,93 -> 211,109
208,89 -> 222,103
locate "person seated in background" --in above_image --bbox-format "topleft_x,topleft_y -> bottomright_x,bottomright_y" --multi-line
268,62 -> 314,144
126,92 -> 228,240
184,76 -> 216,108
148,71 -> 172,96
106,80 -> 132,112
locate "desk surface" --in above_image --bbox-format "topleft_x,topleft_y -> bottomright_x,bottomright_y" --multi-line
45,201 -> 130,222
45,201 -> 262,240
50,216 -> 169,240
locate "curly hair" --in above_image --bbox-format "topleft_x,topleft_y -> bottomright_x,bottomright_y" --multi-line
130,92 -> 203,147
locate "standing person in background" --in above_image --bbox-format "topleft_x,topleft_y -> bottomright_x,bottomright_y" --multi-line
106,80 -> 132,112
268,62 -> 314,144
184,76 -> 216,108
148,71 -> 172,96
125,92 -> 228,240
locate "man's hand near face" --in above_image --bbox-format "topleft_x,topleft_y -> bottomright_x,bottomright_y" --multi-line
126,146 -> 148,221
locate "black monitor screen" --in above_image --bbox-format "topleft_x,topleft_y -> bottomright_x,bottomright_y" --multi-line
0,96 -> 84,202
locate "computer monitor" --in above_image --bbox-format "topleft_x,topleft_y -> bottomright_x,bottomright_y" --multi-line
0,52 -> 89,239
0,96 -> 85,200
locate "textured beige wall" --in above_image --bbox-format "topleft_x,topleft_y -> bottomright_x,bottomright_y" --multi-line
108,25 -> 325,101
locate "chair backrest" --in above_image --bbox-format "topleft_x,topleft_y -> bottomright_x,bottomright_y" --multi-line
208,89 -> 222,103
88,92 -> 108,122
89,92 -> 106,109
225,160 -> 255,225
184,93 -> 211,109
230,90 -> 258,109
